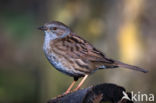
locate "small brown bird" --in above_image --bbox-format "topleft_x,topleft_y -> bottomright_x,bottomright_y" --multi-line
38,21 -> 148,94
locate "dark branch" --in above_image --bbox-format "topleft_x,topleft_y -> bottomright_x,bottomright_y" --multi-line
48,83 -> 134,103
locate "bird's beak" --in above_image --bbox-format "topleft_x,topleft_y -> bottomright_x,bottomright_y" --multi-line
38,26 -> 48,31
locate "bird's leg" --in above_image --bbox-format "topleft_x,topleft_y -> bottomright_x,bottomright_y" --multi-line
64,80 -> 76,94
74,75 -> 88,91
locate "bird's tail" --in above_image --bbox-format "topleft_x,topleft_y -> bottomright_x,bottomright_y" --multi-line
115,60 -> 148,73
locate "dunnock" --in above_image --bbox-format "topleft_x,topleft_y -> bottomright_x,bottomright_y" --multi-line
38,21 -> 148,94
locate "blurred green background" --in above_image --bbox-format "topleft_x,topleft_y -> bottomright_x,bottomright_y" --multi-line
0,0 -> 155,103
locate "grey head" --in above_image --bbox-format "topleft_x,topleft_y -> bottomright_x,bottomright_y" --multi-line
38,21 -> 71,40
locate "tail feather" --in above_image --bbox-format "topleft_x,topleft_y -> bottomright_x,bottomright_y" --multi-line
115,61 -> 148,73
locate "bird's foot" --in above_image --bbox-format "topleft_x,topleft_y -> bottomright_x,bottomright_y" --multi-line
64,90 -> 71,95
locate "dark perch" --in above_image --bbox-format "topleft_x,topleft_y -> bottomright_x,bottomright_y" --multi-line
47,83 -> 133,103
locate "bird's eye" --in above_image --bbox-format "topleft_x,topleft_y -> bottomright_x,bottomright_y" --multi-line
52,27 -> 57,30
50,27 -> 57,30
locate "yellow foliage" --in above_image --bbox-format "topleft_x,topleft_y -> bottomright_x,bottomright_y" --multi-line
118,23 -> 142,63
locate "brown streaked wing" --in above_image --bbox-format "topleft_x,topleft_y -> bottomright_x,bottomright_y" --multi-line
59,33 -> 117,72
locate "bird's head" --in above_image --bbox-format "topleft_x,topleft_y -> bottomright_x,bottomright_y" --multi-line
38,21 -> 71,40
